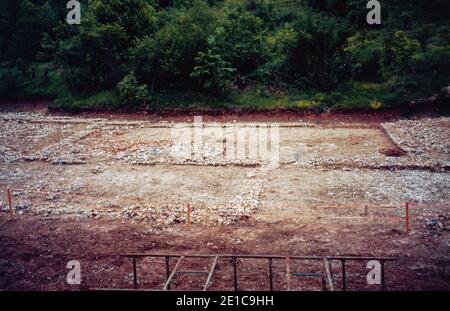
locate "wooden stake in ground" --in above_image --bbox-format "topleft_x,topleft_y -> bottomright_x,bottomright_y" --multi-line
6,187 -> 13,218
405,202 -> 410,233
187,203 -> 191,227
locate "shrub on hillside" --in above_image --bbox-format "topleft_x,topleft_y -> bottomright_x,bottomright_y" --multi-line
117,72 -> 149,111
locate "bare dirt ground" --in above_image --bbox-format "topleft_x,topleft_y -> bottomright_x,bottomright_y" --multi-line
0,110 -> 449,291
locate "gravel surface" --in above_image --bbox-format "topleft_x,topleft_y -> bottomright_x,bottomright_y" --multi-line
1,112 -> 449,226
0,111 -> 449,291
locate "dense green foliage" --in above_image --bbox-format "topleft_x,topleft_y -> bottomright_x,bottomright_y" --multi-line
1,0 -> 449,111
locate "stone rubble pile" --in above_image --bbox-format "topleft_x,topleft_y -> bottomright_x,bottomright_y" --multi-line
4,166 -> 269,226
205,167 -> 269,225
114,141 -> 266,167
26,202 -> 193,225
283,118 -> 450,171
23,126 -> 97,164
382,118 -> 449,164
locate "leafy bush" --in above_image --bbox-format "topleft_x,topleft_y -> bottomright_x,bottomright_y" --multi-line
294,100 -> 322,109
369,100 -> 383,110
346,33 -> 383,81
50,91 -> 120,113
117,72 -> 149,111
383,31 -> 420,77
232,89 -> 289,109
331,82 -> 389,110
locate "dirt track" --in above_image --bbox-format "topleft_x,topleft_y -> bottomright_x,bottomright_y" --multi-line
0,111 -> 449,290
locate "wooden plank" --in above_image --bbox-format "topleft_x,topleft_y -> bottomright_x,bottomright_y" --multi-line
286,257 -> 291,291
203,256 -> 219,291
323,258 -> 335,291
163,256 -> 184,290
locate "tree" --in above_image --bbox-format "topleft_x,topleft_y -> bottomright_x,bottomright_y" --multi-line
214,10 -> 265,77
191,36 -> 236,95
383,31 -> 420,75
1,0 -> 58,63
258,23 -> 297,83
129,0 -> 216,90
49,0 -> 156,94
52,18 -> 129,93
289,10 -> 354,90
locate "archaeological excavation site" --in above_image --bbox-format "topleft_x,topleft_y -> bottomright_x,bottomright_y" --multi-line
0,110 -> 448,291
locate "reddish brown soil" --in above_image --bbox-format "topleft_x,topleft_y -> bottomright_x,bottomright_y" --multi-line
0,100 -> 447,124
0,104 -> 448,291
0,214 -> 448,291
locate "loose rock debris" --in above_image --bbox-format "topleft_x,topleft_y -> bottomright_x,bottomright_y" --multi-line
0,112 -> 449,291
0,112 -> 449,226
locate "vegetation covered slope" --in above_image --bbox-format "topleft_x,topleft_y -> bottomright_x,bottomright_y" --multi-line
1,0 -> 449,111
